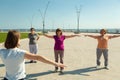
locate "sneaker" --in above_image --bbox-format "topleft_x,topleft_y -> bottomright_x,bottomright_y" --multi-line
60,70 -> 64,74
104,66 -> 109,70
30,60 -> 34,63
54,69 -> 58,73
33,61 -> 37,63
96,65 -> 100,69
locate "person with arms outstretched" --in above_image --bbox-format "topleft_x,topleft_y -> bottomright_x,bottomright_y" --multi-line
85,29 -> 120,70
0,30 -> 65,80
44,28 -> 80,73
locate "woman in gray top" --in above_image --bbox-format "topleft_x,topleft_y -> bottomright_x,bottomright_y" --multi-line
28,28 -> 40,63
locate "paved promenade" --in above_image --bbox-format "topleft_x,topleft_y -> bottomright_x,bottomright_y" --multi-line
0,32 -> 120,80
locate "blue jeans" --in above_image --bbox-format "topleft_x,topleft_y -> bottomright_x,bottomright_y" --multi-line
96,48 -> 108,66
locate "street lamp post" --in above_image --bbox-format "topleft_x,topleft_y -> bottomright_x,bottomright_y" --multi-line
39,1 -> 50,33
30,14 -> 35,28
76,5 -> 82,33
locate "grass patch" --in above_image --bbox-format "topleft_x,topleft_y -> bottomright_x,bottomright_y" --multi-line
0,33 -> 7,43
21,33 -> 29,39
0,32 -> 42,43
0,32 -> 29,43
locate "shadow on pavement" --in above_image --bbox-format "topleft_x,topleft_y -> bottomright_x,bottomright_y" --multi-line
0,64 -> 4,67
60,66 -> 104,76
26,70 -> 54,79
25,61 -> 30,64
26,66 -> 104,79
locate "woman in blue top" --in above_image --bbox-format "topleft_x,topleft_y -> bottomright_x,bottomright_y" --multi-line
0,30 -> 65,80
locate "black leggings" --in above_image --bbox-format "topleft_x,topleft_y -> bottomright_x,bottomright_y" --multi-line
4,77 -> 25,80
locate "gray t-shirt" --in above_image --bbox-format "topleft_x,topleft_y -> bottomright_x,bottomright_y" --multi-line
28,33 -> 39,44
0,48 -> 26,80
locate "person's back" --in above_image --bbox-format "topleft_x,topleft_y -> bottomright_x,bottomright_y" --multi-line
0,30 -> 65,80
0,48 -> 26,80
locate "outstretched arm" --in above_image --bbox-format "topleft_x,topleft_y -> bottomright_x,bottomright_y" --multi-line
109,35 -> 120,39
85,35 -> 98,39
65,35 -> 80,39
24,52 -> 65,68
44,34 -> 54,39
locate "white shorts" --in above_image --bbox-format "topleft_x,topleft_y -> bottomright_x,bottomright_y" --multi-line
29,44 -> 38,54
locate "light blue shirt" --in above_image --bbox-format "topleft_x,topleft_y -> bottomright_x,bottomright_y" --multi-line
0,48 -> 26,80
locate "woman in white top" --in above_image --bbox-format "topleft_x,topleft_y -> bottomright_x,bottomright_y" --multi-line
0,30 -> 65,80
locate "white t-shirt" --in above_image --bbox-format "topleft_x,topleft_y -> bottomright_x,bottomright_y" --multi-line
0,48 -> 26,80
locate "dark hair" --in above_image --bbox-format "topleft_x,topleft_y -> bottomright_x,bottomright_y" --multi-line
56,28 -> 62,36
4,30 -> 20,49
30,28 -> 35,31
100,29 -> 107,34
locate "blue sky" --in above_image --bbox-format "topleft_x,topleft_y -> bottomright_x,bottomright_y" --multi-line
0,0 -> 120,29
